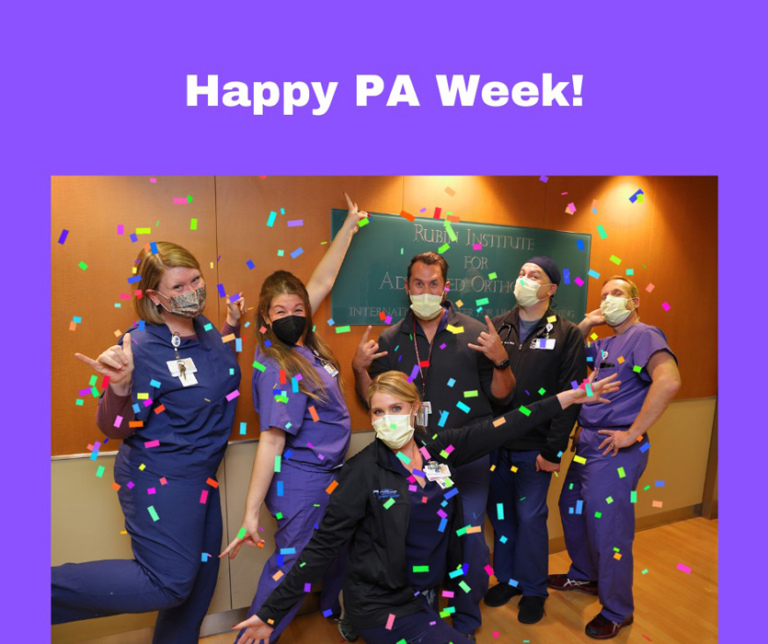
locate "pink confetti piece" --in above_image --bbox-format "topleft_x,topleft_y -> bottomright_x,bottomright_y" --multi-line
113,415 -> 123,428
574,276 -> 585,287
472,243 -> 482,250
661,301 -> 671,311
200,490 -> 208,504
646,283 -> 655,293
385,614 -> 396,630
676,563 -> 692,574
172,197 -> 187,204
565,202 -> 576,215
149,178 -> 156,183
160,477 -> 168,485
442,590 -> 455,597
419,446 -> 431,460
148,487 -> 156,495
652,500 -> 663,508
144,440 -> 160,448
484,564 -> 495,576
226,390 -> 240,401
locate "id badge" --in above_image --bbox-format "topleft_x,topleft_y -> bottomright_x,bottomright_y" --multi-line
424,461 -> 451,481
533,338 -> 556,350
416,401 -> 431,427
323,362 -> 339,378
166,358 -> 199,387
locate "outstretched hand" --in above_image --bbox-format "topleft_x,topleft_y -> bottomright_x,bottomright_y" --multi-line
75,332 -> 134,394
232,613 -> 274,644
219,514 -> 265,560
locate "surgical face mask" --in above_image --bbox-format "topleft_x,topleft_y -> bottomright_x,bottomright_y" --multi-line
514,277 -> 547,308
156,285 -> 206,318
271,315 -> 306,345
409,293 -> 444,320
372,413 -> 416,450
600,295 -> 633,326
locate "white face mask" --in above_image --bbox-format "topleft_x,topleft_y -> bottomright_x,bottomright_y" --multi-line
600,295 -> 633,326
514,277 -> 546,308
372,414 -> 415,450
409,293 -> 444,320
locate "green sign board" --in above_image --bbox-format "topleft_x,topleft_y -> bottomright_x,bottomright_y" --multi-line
330,210 -> 592,326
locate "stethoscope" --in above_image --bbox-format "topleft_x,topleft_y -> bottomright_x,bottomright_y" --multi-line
498,320 -> 555,348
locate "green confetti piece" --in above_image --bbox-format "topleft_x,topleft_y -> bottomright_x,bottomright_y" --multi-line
277,250 -> 284,256
597,225 -> 607,239
237,527 -> 247,540
383,498 -> 396,509
631,490 -> 637,503
641,569 -> 649,575
75,399 -> 84,406
614,547 -> 621,552
633,365 -> 642,373
444,220 -> 457,241
136,227 -> 152,235
609,255 -> 622,265
275,512 -> 284,520
96,466 -> 105,478
594,511 -> 602,518
203,322 -> 213,331
456,526 -> 468,537
437,243 -> 450,254
618,467 -> 626,479
463,390 -> 478,398
518,405 -> 531,417
253,360 -> 267,372
396,451 -> 411,465
78,261 -> 88,271
488,272 -> 498,280
439,449 -> 450,459
190,218 -> 198,230
606,496 -> 614,504
459,580 -> 472,593
538,387 -> 546,395
626,268 -> 634,275
357,217 -> 369,228
476,297 -> 489,306
274,456 -> 281,472
412,565 -> 430,573
148,506 -> 159,522
89,375 -> 98,386
335,326 -> 351,333
644,485 -> 651,491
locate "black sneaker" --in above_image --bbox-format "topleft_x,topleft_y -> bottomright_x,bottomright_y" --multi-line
336,616 -> 359,642
518,595 -> 546,624
484,581 -> 522,607
463,632 -> 476,643
547,573 -> 599,596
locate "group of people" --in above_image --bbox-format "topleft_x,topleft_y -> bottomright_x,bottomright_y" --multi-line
52,194 -> 681,644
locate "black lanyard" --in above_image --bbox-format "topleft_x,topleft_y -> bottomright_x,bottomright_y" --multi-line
412,310 -> 446,398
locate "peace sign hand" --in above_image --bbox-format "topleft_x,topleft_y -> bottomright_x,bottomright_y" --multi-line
468,315 -> 507,366
75,332 -> 134,396
343,192 -> 370,232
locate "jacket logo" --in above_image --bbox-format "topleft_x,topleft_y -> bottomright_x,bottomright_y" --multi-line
372,488 -> 400,499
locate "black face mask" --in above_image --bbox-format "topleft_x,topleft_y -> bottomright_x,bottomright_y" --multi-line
271,315 -> 306,346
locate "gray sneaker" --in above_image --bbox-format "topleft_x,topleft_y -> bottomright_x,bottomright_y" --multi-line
337,616 -> 359,642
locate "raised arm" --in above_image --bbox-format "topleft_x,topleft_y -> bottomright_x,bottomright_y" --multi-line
577,308 -> 605,339
306,193 -> 368,312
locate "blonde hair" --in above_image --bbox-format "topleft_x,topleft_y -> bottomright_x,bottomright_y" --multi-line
256,271 -> 342,402
366,371 -> 426,432
134,242 -> 202,324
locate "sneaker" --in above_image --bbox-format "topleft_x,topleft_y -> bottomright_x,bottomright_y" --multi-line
585,613 -> 634,639
518,595 -> 545,624
464,632 -> 476,643
336,616 -> 359,642
484,581 -> 522,607
547,573 -> 599,596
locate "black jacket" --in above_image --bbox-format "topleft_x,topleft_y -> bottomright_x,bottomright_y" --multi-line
491,308 -> 587,463
257,395 -> 563,630
370,302 -> 511,431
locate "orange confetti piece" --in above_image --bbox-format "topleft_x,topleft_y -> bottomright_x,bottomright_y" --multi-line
326,480 -> 339,495
308,405 -> 320,422
206,477 -> 219,488
154,405 -> 166,415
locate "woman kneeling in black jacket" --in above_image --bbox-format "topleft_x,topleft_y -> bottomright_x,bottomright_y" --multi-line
234,370 -> 619,644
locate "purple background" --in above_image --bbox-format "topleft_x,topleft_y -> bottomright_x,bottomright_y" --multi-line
6,0 -> 752,639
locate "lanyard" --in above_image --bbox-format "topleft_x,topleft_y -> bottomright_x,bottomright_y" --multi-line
171,332 -> 187,379
412,310 -> 445,398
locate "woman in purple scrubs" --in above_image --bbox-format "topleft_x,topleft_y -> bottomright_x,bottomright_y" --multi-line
548,276 -> 682,640
231,369 -> 620,644
222,195 -> 367,643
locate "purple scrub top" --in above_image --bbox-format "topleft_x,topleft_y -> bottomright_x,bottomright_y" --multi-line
253,345 -> 350,470
578,323 -> 677,429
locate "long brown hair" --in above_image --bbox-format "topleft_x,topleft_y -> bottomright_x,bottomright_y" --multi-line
256,271 -> 342,402
134,242 -> 202,324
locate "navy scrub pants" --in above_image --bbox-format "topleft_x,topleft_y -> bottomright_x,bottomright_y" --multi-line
52,464 -> 223,644
487,448 -> 552,597
449,454 -> 491,635
558,428 -> 649,623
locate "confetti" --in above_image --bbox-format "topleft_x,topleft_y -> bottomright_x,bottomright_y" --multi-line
597,225 -> 607,239
610,255 -> 622,265
267,211 -> 277,227
629,189 -> 644,203
287,219 -> 304,227
445,186 -> 456,196
565,202 -> 576,215
539,176 -> 548,183
148,506 -> 160,522
78,261 -> 88,271
661,301 -> 671,311
646,283 -> 655,293
676,563 -> 692,574
399,210 -> 415,222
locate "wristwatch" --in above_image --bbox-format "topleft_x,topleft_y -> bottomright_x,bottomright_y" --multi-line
493,358 -> 511,370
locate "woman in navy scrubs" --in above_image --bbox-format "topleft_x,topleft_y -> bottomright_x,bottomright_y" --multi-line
52,242 -> 244,643
232,369 -> 620,644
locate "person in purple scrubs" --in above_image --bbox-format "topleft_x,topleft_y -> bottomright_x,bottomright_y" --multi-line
221,195 -> 367,643
231,369 -> 620,644
548,276 -> 682,640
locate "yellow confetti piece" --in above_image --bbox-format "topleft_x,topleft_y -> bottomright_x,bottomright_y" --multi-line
573,455 -> 587,465
221,333 -> 236,343
510,465 -> 518,473
547,315 -> 557,323
456,299 -> 464,308
492,417 -> 506,427
590,332 -> 598,340
446,324 -> 465,334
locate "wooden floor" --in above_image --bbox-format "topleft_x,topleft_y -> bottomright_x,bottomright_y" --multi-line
201,517 -> 717,644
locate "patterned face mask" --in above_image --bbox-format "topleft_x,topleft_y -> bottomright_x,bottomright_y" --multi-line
156,285 -> 207,318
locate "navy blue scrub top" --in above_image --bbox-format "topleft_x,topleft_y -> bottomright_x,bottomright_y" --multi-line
388,451 -> 454,592
117,315 -> 241,479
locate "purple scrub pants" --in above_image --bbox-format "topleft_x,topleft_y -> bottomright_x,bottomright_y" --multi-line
52,466 -> 223,644
450,454 -> 491,635
558,428 -> 649,623
488,449 -> 552,597
235,462 -> 343,643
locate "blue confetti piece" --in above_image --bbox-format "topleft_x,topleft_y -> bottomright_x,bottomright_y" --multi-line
239,422 -> 247,435
575,500 -> 583,515
438,517 -> 448,532
327,318 -> 335,326
407,363 -> 420,382
132,403 -> 141,414
127,275 -> 141,284
150,379 -> 161,388
217,283 -> 226,298
290,247 -> 304,259
438,410 -> 449,427
508,579 -> 519,587
137,320 -> 146,331
629,189 -> 644,203
563,268 -> 571,284
246,260 -> 255,270
72,316 -> 82,324
655,480 -> 665,487
276,481 -> 284,496
456,401 -> 470,413
499,535 -> 508,544
130,233 -> 138,243
447,378 -> 456,387
280,547 -> 296,555
576,239 -> 585,251
267,211 -> 277,227
277,554 -> 284,567
283,449 -> 293,459
639,442 -> 650,453
235,337 -> 242,352
444,488 -> 459,500
588,269 -> 601,279
150,242 -> 158,254
322,609 -> 333,618
58,229 -> 69,244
